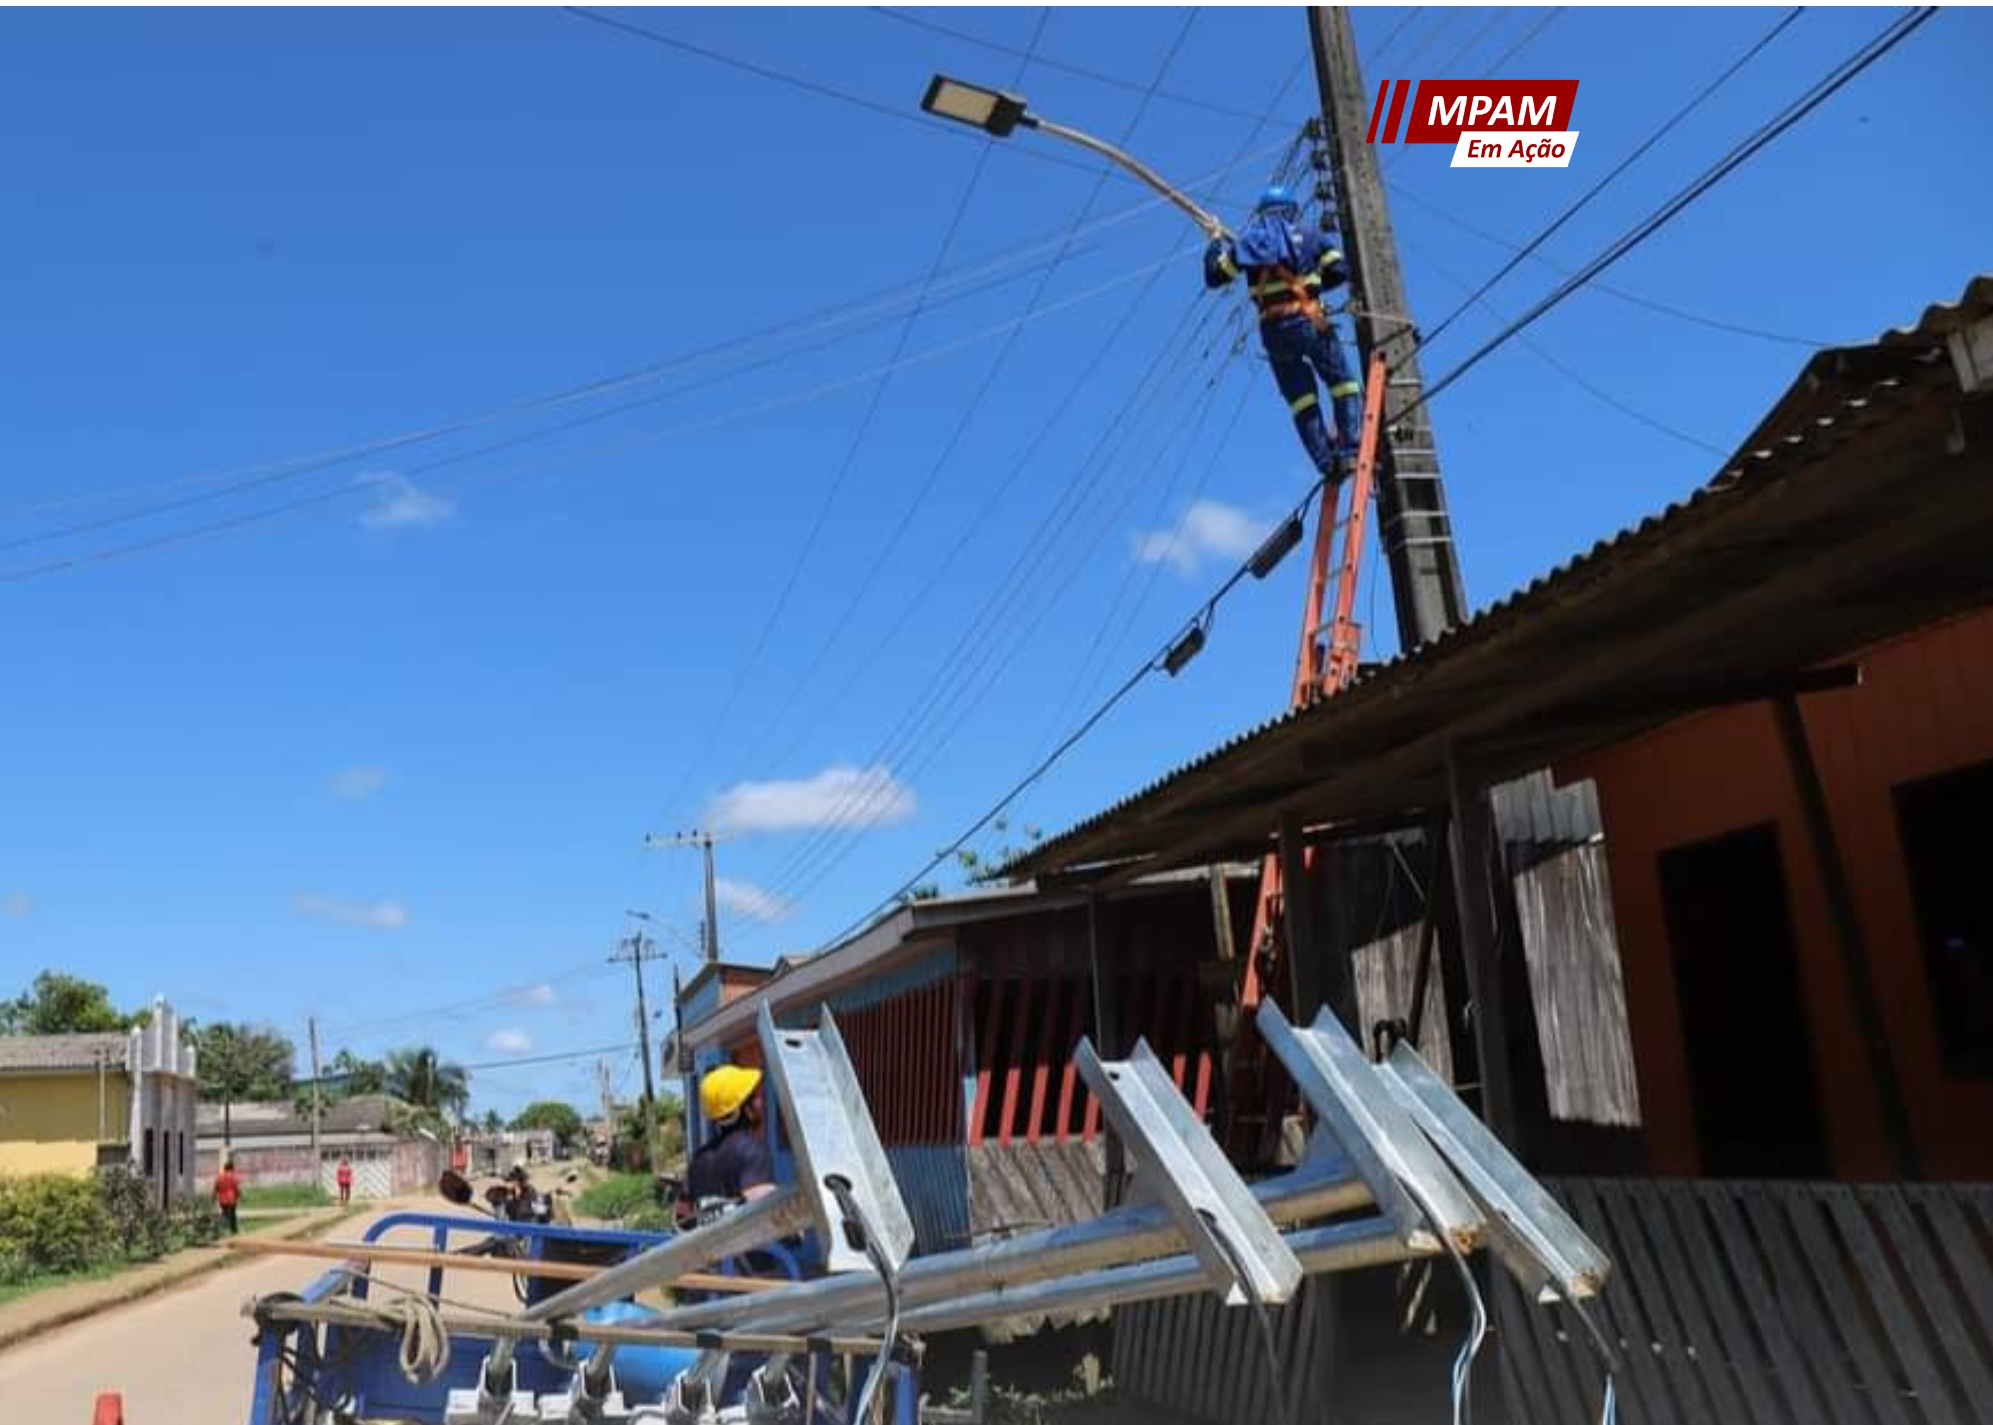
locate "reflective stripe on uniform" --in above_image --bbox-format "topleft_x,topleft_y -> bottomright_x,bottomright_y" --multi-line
1249,274 -> 1322,298
1329,381 -> 1361,397
1215,250 -> 1240,279
1317,248 -> 1345,269
1289,392 -> 1320,415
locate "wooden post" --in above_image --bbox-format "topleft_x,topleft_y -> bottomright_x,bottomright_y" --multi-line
1772,695 -> 1921,1177
1444,745 -> 1517,1139
1282,813 -> 1355,1027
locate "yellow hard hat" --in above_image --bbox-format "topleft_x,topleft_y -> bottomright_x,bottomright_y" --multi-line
700,1064 -> 763,1124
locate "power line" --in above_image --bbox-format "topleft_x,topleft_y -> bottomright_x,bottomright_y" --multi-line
1433,7 -> 1516,81
1401,233 -> 1725,455
560,6 -> 1101,177
656,10 -> 1057,829
1389,182 -> 1833,347
868,6 -> 1282,126
455,1042 -> 642,1075
692,10 -> 1205,820
1417,7 -> 1805,353
0,250 -> 1191,588
1406,5 -> 1937,421
1365,9 -> 1426,68
1476,7 -> 1565,78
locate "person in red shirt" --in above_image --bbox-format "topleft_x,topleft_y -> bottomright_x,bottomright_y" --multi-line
214,1159 -> 241,1235
335,1156 -> 353,1206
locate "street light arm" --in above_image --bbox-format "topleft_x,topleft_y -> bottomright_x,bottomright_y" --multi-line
1029,117 -> 1230,242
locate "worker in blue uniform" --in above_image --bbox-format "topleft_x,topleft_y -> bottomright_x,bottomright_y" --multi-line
1204,185 -> 1362,478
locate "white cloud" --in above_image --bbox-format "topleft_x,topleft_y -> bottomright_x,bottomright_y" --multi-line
292,892 -> 409,932
513,983 -> 557,1007
1133,499 -> 1272,576
714,878 -> 796,925
358,473 -> 455,530
705,764 -> 916,835
485,1028 -> 534,1055
1,893 -> 31,919
329,764 -> 390,800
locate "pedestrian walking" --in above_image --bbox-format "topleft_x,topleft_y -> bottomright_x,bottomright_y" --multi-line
335,1155 -> 353,1206
214,1158 -> 241,1235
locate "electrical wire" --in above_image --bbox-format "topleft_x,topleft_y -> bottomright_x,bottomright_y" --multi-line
1417,7 -> 1806,353
698,9 -> 1202,814
661,9 -> 1055,830
868,6 -> 1278,126
1388,182 -> 1834,347
1405,5 -> 1937,424
1365,8 -> 1426,69
560,6 -> 1101,177
1475,7 -> 1565,79
1433,8 -> 1517,82
1402,233 -> 1726,455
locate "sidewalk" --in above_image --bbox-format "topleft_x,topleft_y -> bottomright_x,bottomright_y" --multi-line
0,1206 -> 356,1353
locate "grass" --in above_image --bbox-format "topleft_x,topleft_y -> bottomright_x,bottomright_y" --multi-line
239,1182 -> 333,1210
573,1171 -> 657,1222
0,1260 -> 130,1308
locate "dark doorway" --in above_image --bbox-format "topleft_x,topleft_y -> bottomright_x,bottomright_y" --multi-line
1659,823 -> 1830,1177
1895,758 -> 1993,1079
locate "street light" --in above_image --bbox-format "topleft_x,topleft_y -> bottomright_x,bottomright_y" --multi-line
919,73 -> 1228,241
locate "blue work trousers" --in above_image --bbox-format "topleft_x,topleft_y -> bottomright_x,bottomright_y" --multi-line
1261,316 -> 1361,475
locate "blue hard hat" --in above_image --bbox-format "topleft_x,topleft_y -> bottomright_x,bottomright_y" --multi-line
1255,184 -> 1298,212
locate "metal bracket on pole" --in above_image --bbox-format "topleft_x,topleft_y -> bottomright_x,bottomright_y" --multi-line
1257,1002 -> 1481,1253
758,1004 -> 915,1275
1380,1043 -> 1610,1301
1075,1038 -> 1304,1306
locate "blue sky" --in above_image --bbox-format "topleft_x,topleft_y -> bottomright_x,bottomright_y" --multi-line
1,7 -> 1985,1116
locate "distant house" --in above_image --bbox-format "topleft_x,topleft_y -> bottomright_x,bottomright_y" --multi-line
196,1093 -> 446,1200
0,995 -> 199,1208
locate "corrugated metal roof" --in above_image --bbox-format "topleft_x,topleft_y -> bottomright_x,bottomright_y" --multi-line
1013,275 -> 1992,879
0,1032 -> 129,1072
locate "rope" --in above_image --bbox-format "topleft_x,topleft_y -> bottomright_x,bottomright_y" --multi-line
377,1293 -> 452,1384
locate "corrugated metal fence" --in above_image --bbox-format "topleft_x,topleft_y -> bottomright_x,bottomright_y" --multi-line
1503,1178 -> 1993,1425
1112,1177 -> 1993,1425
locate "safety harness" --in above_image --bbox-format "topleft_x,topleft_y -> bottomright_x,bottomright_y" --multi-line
1247,264 -> 1329,332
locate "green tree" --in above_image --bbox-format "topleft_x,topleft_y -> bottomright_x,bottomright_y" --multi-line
510,1100 -> 585,1150
326,1048 -> 387,1098
0,971 -> 140,1035
191,1022 -> 296,1146
384,1046 -> 470,1121
479,1109 -> 504,1135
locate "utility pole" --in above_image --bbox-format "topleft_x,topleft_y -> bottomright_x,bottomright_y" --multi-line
307,1016 -> 323,1175
613,914 -> 669,1167
645,830 -> 731,963
1307,7 -> 1469,648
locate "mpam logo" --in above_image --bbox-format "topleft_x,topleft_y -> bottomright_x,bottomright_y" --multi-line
1367,79 -> 1581,168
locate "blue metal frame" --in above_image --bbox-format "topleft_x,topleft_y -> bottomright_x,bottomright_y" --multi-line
246,1211 -> 814,1424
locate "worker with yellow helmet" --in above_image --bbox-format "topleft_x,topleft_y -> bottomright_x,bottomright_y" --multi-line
684,1062 -> 774,1222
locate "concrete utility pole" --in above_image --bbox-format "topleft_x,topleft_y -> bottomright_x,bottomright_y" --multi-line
307,1016 -> 323,1173
646,830 -> 729,963
1306,6 -> 1469,648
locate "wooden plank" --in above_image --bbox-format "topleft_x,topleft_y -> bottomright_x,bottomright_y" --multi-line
1655,1179 -> 1792,1425
1865,1188 -> 1993,1420
226,1238 -> 787,1293
1780,1185 -> 1916,1425
969,975 -> 1006,1146
1736,1184 -> 1873,1425
996,974 -> 1034,1145
1563,1179 -> 1677,1425
1626,1179 -> 1753,1425
1055,972 -> 1085,1143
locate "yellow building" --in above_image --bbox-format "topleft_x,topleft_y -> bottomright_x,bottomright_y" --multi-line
0,997 -> 200,1206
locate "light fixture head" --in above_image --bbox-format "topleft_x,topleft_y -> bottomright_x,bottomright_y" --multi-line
920,74 -> 1033,137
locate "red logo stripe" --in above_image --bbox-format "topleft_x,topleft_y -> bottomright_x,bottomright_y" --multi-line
1382,79 -> 1413,143
1365,77 -> 1390,144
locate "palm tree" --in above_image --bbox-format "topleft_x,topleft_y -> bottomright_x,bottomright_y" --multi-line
384,1046 -> 470,1122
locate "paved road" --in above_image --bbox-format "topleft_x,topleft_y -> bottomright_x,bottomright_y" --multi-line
0,1210 -> 519,1425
